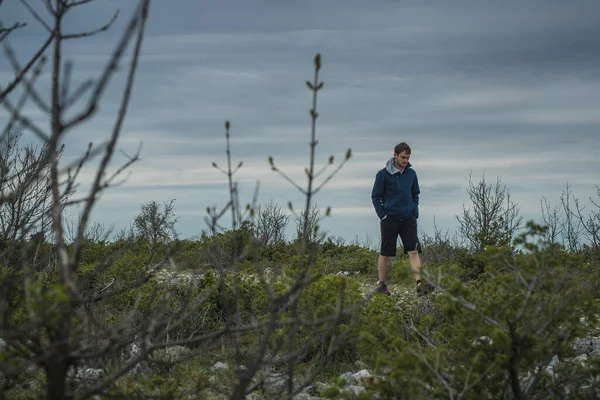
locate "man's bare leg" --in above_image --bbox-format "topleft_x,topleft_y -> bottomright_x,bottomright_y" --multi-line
408,250 -> 421,282
409,250 -> 433,296
377,255 -> 391,295
378,255 -> 390,283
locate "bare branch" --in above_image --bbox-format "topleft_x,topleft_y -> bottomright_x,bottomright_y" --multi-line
312,152 -> 351,195
71,0 -> 148,264
63,78 -> 93,109
458,360 -> 497,400
515,272 -> 539,322
18,0 -> 52,33
2,96 -> 50,141
62,9 -> 119,40
59,60 -> 72,106
62,3 -> 144,131
67,0 -> 96,6
42,0 -> 56,16
3,42 -> 51,114
408,346 -> 455,400
0,21 -> 27,42
0,35 -> 53,101
270,164 -> 307,194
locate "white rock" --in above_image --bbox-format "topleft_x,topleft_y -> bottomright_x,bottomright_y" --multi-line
573,337 -> 600,355
315,381 -> 328,392
574,354 -> 588,364
212,361 -> 229,370
264,372 -> 287,392
472,336 -> 493,346
339,371 -> 357,385
151,345 -> 191,363
126,342 -> 141,359
353,369 -> 372,385
73,367 -> 105,382
346,385 -> 365,396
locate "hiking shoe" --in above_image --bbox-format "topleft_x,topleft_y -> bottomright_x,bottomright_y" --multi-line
416,280 -> 434,297
377,282 -> 391,296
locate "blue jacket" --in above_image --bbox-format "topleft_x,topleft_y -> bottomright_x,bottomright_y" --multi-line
371,158 -> 420,220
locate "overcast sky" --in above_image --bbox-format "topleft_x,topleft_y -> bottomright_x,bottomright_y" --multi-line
2,0 -> 600,246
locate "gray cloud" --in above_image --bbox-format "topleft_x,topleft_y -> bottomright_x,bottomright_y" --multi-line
2,0 -> 599,243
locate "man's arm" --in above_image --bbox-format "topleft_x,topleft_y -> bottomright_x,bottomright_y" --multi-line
412,174 -> 420,218
371,171 -> 387,219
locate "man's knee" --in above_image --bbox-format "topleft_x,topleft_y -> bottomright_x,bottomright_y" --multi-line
407,250 -> 419,256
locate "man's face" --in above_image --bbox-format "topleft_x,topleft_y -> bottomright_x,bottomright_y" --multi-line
394,151 -> 410,169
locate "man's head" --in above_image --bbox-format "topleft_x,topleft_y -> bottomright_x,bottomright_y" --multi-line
393,142 -> 411,169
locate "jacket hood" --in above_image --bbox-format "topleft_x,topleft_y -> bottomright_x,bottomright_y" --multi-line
385,157 -> 412,174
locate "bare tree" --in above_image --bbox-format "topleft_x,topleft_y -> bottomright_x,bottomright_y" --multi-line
420,216 -> 460,265
295,201 -> 325,244
540,195 -> 563,245
560,183 -> 583,252
326,235 -> 346,246
456,173 -> 523,252
0,1 -> 150,399
1,4 -> 360,397
210,121 -> 249,234
0,0 -> 46,102
574,185 -> 600,254
263,54 -> 355,398
254,199 -> 289,245
0,131 -> 73,243
538,183 -> 589,253
64,211 -> 109,243
133,199 -> 178,246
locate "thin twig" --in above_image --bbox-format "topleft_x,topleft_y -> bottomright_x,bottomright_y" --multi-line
4,43 -> 51,114
313,153 -> 351,195
0,21 -> 27,42
18,0 -> 52,32
62,9 -> 119,40
0,35 -> 53,101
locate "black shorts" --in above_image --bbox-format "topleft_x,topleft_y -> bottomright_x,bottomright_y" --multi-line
380,216 -> 422,256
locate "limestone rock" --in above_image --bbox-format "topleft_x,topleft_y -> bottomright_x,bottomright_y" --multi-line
353,369 -> 372,385
150,345 -> 191,363
346,385 -> 365,397
339,371 -> 357,385
573,337 -> 600,355
71,366 -> 105,382
212,361 -> 229,370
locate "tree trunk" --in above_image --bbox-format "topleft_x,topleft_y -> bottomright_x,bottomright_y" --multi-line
45,313 -> 72,400
45,357 -> 69,400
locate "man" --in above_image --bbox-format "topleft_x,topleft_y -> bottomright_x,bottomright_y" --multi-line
371,142 -> 431,296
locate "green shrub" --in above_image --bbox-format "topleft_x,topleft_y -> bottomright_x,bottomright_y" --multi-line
356,290 -> 418,350
285,274 -> 365,362
363,224 -> 600,399
317,243 -> 378,275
